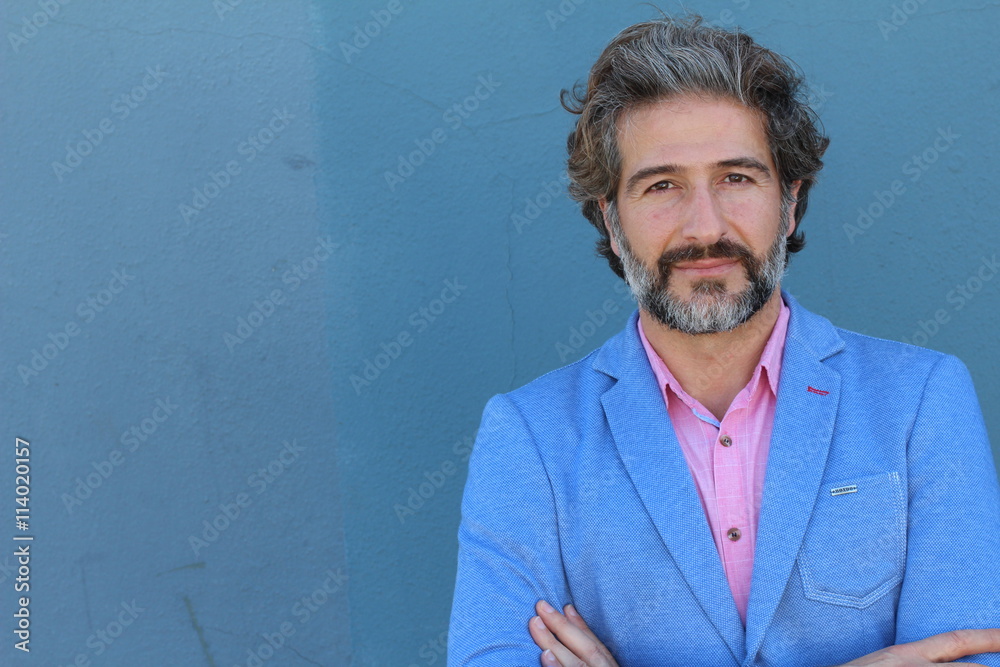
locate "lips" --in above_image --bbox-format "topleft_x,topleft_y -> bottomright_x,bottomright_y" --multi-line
671,258 -> 741,276
673,258 -> 739,270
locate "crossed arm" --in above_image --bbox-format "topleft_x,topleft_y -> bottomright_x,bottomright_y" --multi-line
451,358 -> 1000,665
527,601 -> 1000,667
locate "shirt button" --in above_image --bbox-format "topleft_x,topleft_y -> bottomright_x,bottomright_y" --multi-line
719,435 -> 733,447
727,527 -> 742,541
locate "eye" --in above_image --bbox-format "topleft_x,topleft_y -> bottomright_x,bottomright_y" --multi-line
723,173 -> 753,184
647,180 -> 676,192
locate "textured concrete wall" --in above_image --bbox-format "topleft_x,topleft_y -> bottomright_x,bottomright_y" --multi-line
1,1 -> 349,664
2,0 -> 998,665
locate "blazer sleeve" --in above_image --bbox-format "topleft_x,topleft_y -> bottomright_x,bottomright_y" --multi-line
895,353 -> 1000,666
448,393 -> 572,666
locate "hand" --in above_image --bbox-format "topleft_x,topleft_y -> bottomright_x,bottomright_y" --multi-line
834,628 -> 1000,666
528,599 -> 619,667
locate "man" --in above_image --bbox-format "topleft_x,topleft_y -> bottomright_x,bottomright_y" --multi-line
448,14 -> 1000,667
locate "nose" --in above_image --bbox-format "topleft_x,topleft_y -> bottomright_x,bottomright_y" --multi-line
679,184 -> 728,247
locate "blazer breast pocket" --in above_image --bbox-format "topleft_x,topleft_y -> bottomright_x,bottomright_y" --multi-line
798,470 -> 907,608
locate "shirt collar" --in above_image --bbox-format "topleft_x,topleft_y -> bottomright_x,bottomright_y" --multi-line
637,295 -> 790,408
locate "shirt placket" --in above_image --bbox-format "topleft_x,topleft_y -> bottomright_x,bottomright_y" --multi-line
714,403 -> 751,619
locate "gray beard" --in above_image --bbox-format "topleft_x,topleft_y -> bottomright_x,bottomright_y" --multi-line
609,202 -> 789,335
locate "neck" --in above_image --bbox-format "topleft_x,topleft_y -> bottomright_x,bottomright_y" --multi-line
640,289 -> 783,421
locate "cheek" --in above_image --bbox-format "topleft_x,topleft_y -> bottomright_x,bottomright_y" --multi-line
717,196 -> 762,220
719,199 -> 782,245
630,206 -> 679,245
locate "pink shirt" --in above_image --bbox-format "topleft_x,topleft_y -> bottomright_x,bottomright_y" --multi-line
636,297 -> 790,626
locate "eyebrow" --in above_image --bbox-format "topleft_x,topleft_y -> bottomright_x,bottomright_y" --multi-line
622,156 -> 773,197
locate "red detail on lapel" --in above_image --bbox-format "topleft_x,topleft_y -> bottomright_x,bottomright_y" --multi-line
807,386 -> 829,396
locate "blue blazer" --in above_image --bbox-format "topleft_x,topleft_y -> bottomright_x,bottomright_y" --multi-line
448,290 -> 1000,666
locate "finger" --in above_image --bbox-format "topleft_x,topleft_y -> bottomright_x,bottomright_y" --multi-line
528,614 -> 557,651
536,600 -> 615,666
537,600 -> 593,647
889,628 -> 1000,663
529,614 -> 584,667
564,604 -> 603,644
541,648 -> 563,667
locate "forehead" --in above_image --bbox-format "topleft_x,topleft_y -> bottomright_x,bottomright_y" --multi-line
616,94 -> 774,173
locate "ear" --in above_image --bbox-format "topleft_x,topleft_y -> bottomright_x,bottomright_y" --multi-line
785,180 -> 803,238
599,198 -> 621,257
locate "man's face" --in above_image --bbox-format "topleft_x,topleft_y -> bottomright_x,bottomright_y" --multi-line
601,95 -> 800,334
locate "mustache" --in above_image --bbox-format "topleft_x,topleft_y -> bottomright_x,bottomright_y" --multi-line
657,238 -> 755,271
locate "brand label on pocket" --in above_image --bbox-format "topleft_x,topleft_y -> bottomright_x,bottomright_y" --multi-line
830,484 -> 858,496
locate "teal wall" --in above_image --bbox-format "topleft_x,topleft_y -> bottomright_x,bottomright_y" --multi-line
2,0 -> 998,664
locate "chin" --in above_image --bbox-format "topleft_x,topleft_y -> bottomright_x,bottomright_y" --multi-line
679,276 -> 745,300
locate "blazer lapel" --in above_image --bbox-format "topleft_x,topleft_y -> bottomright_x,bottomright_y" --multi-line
743,291 -> 845,664
595,310 -> 746,665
